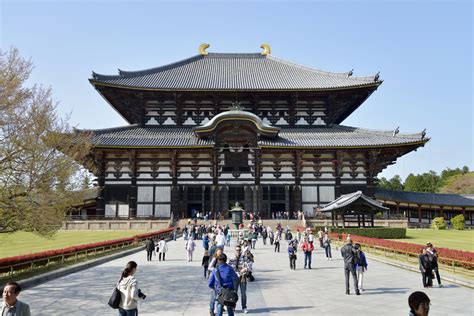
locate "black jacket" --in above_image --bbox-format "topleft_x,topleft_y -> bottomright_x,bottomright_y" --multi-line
341,243 -> 357,265
419,254 -> 431,272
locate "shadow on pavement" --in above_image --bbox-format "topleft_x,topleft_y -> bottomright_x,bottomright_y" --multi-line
363,287 -> 410,295
248,305 -> 314,313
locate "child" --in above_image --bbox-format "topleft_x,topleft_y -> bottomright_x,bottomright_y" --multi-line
354,243 -> 368,291
201,250 -> 210,278
288,243 -> 297,270
226,232 -> 231,246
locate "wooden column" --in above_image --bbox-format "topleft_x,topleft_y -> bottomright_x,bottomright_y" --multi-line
285,185 -> 290,212
362,213 -> 365,227
418,205 -> 422,225
342,211 -> 346,228
293,151 -> 303,211
334,151 -> 342,198
370,213 -> 374,227
357,214 -> 361,228
95,150 -> 106,217
128,150 -> 137,219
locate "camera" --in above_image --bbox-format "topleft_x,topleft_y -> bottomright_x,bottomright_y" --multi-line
138,289 -> 146,299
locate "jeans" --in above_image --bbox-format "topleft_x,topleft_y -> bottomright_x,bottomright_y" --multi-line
274,242 -> 280,252
217,303 -> 234,316
251,240 -> 256,249
325,245 -> 332,258
118,308 -> 138,316
210,289 -> 216,312
344,263 -> 359,292
237,281 -> 247,309
146,251 -> 152,261
290,256 -> 296,269
304,252 -> 312,268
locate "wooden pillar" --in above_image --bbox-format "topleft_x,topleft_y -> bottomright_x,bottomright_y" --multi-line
95,150 -> 106,217
183,186 -> 188,218
334,151 -> 342,198
396,202 -> 400,217
128,150 -> 137,219
357,214 -> 361,228
362,213 -> 365,227
418,205 -> 422,225
201,185 -> 206,214
440,206 -> 444,219
171,186 -> 180,218
342,211 -> 346,228
244,185 -> 253,212
285,185 -> 290,213
370,213 -> 374,227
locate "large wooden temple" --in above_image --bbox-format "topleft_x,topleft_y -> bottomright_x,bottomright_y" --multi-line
82,44 -> 428,219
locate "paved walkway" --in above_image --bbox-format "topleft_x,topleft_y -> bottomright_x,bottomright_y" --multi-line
20,237 -> 473,315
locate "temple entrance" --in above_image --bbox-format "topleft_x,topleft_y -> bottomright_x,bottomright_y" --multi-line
187,203 -> 201,218
270,203 -> 286,214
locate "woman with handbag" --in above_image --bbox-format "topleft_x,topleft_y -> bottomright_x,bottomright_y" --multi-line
117,261 -> 145,316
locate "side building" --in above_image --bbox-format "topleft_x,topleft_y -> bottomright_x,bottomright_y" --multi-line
81,44 -> 428,219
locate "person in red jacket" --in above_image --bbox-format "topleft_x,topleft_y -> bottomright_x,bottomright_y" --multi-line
301,237 -> 315,269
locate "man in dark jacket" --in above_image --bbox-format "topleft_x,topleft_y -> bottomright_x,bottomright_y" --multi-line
209,253 -> 239,316
419,248 -> 433,288
145,238 -> 155,261
340,238 -> 360,295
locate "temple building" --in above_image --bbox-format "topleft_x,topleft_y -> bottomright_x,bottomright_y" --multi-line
82,44 -> 428,219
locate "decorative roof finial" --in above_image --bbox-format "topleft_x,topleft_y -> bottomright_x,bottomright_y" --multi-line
199,43 -> 210,56
260,43 -> 271,56
421,128 -> 427,140
374,71 -> 380,82
392,126 -> 399,137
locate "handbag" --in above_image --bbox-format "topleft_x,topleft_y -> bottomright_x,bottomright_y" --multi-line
108,286 -> 121,309
215,268 -> 238,307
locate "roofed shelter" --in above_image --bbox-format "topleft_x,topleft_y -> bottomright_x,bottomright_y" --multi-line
321,191 -> 389,228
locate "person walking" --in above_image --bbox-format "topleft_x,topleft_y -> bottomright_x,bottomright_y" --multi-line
322,232 -> 332,260
185,237 -> 196,262
426,242 -> 442,287
202,250 -> 211,278
419,248 -> 432,288
261,229 -> 268,245
117,261 -> 145,316
340,237 -> 360,295
203,233 -> 210,251
226,232 -> 231,247
158,237 -> 168,261
354,243 -> 368,291
301,237 -> 315,269
208,254 -> 239,316
288,242 -> 297,270
145,238 -> 154,262
274,232 -> 281,252
408,291 -> 431,316
269,229 -> 274,245
251,230 -> 258,249
230,245 -> 251,314
1,282 -> 31,316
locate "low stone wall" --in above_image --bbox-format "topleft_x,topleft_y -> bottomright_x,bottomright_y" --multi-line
306,219 -> 407,228
62,220 -> 170,231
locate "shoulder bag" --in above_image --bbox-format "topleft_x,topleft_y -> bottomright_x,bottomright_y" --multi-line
108,285 -> 121,309
215,268 -> 238,307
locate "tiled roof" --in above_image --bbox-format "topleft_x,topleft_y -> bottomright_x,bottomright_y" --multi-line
82,125 -> 426,148
374,188 -> 474,207
90,53 -> 381,91
321,191 -> 388,212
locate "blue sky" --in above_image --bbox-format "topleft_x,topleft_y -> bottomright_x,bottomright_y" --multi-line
1,0 -> 472,180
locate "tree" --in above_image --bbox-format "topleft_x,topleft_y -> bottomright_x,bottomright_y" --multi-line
404,171 -> 440,193
376,175 -> 404,191
0,48 -> 92,236
438,172 -> 474,194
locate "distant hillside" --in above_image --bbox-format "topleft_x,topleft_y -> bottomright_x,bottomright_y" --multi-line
438,172 -> 474,194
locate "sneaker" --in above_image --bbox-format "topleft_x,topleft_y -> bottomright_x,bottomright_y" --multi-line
243,309 -> 248,314
346,290 -> 350,295
356,290 -> 361,295
439,284 -> 443,288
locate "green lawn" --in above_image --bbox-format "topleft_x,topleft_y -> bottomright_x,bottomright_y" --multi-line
0,230 -> 148,258
392,229 -> 474,252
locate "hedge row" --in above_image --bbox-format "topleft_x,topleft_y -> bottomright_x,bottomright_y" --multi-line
329,227 -> 407,239
0,227 -> 175,267
331,232 -> 474,269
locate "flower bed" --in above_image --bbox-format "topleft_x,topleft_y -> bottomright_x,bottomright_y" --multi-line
0,227 -> 175,268
330,232 -> 474,269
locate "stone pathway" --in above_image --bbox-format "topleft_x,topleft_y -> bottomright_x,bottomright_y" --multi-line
20,237 -> 474,315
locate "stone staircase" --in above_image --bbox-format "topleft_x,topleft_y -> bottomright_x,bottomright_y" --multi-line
176,218 -> 305,231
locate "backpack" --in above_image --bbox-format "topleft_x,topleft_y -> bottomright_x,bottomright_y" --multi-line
353,250 -> 362,265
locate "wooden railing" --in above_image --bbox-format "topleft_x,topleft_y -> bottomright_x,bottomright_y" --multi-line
0,228 -> 175,278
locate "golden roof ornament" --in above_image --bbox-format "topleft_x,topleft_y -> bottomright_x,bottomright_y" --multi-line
260,43 -> 271,56
199,43 -> 210,55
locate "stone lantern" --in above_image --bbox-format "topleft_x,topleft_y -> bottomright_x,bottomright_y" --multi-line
229,202 -> 244,230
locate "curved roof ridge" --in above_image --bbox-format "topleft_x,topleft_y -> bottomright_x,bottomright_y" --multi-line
350,126 -> 425,138
92,55 -> 204,80
266,55 -> 379,82
77,124 -> 139,134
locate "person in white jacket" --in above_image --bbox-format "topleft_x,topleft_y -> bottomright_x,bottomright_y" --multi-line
158,237 -> 168,261
117,261 -> 145,316
185,237 -> 196,262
